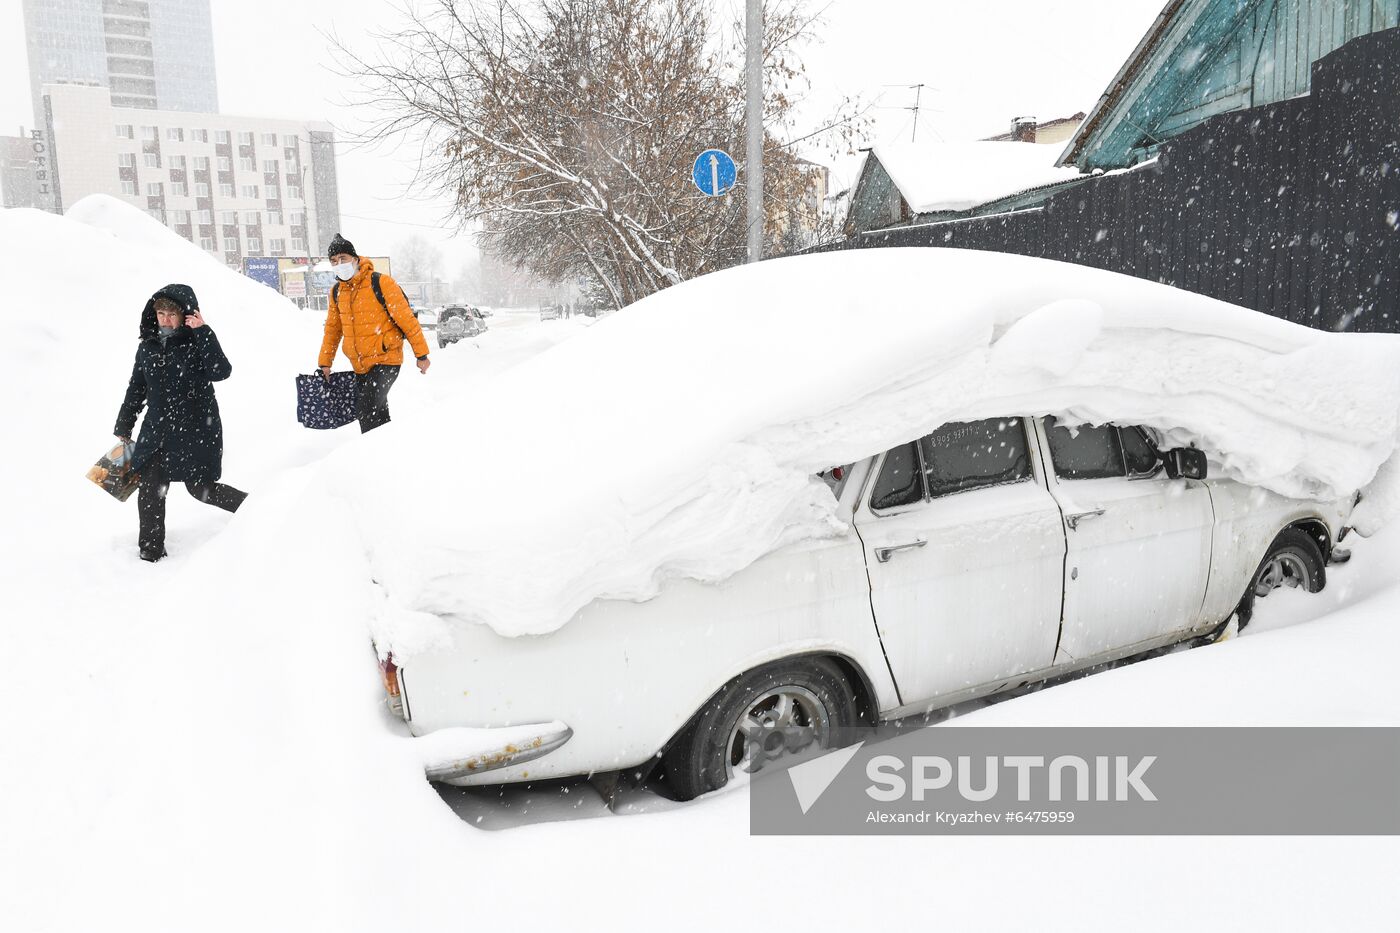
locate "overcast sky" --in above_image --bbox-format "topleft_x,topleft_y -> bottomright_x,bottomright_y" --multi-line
0,0 -> 1167,275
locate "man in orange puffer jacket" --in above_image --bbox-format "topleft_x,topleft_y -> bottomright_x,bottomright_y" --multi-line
317,232 -> 432,432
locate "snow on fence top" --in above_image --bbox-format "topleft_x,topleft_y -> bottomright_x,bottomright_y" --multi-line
871,141 -> 1085,213
346,248 -> 1400,650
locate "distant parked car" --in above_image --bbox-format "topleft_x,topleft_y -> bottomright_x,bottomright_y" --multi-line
437,305 -> 487,348
540,305 -> 563,321
415,307 -> 439,330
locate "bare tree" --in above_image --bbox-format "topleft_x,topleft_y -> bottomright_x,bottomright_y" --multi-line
339,0 -> 863,309
393,233 -> 444,282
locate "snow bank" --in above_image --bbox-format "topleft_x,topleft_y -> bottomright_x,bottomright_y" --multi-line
5,195 -> 1400,933
871,141 -> 1084,213
342,248 -> 1400,651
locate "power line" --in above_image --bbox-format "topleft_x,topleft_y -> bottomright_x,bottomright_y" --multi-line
338,211 -> 453,231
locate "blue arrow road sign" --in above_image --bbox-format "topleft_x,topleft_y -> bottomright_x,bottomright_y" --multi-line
692,149 -> 737,197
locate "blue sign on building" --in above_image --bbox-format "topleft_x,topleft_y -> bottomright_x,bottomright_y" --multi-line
244,256 -> 280,290
692,149 -> 737,197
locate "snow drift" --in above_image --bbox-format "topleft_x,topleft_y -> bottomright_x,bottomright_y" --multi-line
342,248 -> 1400,652
4,196 -> 1399,933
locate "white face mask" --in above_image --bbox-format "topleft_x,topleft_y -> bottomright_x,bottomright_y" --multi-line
334,261 -> 357,281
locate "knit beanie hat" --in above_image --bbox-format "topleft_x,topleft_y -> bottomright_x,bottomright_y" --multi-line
328,233 -> 358,259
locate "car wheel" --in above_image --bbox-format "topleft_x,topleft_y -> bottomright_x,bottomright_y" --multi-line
1235,527 -> 1326,632
663,657 -> 857,801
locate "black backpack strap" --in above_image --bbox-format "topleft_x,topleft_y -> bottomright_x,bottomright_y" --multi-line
371,272 -> 405,337
331,280 -> 340,311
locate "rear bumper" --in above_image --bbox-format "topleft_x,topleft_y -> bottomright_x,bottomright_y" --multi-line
415,722 -> 574,783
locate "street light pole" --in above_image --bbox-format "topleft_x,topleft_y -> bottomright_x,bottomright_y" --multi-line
745,0 -> 763,264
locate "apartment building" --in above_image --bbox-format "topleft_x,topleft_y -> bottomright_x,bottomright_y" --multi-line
44,83 -> 342,274
22,0 -> 220,124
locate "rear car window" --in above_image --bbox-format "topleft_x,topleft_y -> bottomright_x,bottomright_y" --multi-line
921,418 -> 1032,498
871,442 -> 923,511
1044,417 -> 1125,480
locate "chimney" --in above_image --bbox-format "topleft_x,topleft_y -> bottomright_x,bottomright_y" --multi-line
1010,116 -> 1037,143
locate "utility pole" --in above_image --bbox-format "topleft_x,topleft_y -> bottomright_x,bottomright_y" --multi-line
745,0 -> 763,264
910,83 -> 924,142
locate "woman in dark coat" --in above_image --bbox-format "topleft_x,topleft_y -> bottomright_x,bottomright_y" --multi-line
114,284 -> 247,562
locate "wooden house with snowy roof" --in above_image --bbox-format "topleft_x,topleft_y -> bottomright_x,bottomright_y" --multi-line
826,0 -> 1400,334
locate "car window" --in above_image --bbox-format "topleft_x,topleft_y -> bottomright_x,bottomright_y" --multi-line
1044,417 -> 1125,480
871,442 -> 923,511
921,418 -> 1032,498
1119,425 -> 1160,476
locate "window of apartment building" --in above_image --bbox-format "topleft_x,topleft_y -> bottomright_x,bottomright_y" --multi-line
191,129 -> 209,143
239,157 -> 255,171
172,210 -> 190,224
197,210 -> 213,224
219,183 -> 235,197
269,238 -> 286,256
242,185 -> 260,199
146,182 -> 162,196
121,180 -> 137,195
117,153 -> 136,168
170,181 -> 188,196
195,182 -> 210,197
215,130 -> 230,144
144,153 -> 160,168
290,237 -> 305,253
166,127 -> 184,142
168,155 -> 185,169
217,156 -> 232,172
281,134 -> 297,148
115,124 -> 134,139
141,125 -> 158,140
220,211 -> 239,225
266,211 -> 283,226
200,237 -> 216,251
261,133 -> 277,146
286,185 -> 301,200
244,224 -> 260,239
262,160 -> 278,174
246,238 -> 262,253
193,156 -> 209,170
238,131 -> 254,146
283,147 -> 297,162
290,211 -> 306,226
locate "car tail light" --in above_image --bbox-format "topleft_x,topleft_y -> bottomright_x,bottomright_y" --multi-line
379,655 -> 400,697
379,654 -> 406,718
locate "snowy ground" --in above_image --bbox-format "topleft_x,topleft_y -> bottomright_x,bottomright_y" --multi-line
2,200 -> 1397,931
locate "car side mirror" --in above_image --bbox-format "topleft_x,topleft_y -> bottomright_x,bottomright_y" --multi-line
1164,447 -> 1208,480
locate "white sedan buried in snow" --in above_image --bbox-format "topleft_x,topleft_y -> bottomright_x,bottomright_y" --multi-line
380,415 -> 1353,799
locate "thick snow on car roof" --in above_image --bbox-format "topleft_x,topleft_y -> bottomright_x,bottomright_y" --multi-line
344,247 -> 1400,651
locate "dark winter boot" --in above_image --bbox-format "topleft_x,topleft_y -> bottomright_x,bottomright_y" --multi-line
140,547 -> 168,563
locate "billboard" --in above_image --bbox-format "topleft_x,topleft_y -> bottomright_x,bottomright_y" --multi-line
244,257 -> 279,290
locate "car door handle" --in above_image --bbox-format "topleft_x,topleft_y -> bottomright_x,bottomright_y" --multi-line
875,537 -> 927,562
1065,508 -> 1106,530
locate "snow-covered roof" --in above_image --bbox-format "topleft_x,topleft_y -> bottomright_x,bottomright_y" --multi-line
871,140 -> 1084,213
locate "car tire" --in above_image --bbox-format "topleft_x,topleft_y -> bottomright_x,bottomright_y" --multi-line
1234,527 -> 1326,632
663,657 -> 857,802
